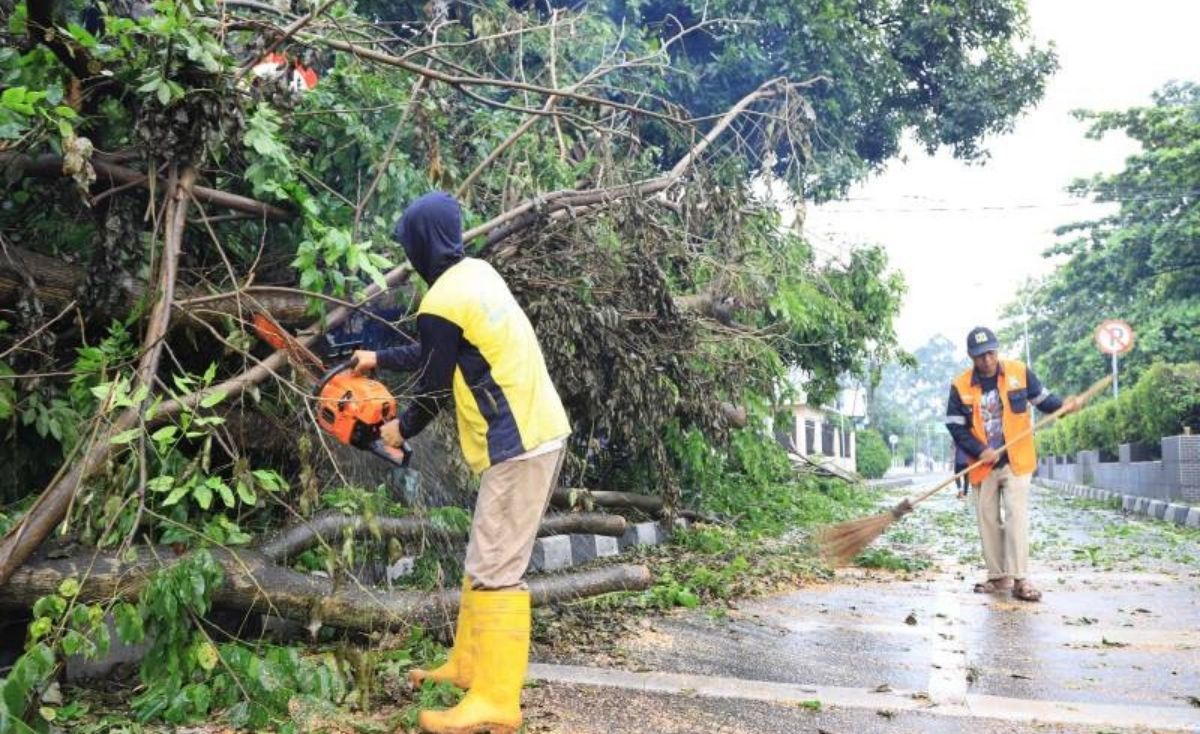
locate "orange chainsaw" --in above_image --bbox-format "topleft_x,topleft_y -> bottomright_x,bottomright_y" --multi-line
252,312 -> 412,468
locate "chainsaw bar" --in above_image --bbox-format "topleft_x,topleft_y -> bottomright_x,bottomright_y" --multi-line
251,311 -> 326,384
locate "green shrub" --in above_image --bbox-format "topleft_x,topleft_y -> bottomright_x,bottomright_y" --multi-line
855,429 -> 890,479
1039,362 -> 1200,456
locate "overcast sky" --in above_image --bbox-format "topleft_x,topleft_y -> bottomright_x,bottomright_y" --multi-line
804,0 -> 1200,360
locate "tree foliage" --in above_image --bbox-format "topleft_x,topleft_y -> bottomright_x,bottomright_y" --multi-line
854,428 -> 890,479
608,0 -> 1057,195
1001,82 -> 1200,392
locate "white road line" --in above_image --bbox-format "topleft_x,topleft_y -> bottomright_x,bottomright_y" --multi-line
528,663 -> 1200,732
927,575 -> 969,705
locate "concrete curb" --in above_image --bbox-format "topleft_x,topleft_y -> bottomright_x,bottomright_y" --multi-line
527,519 -> 678,572
867,477 -> 915,491
1035,478 -> 1200,529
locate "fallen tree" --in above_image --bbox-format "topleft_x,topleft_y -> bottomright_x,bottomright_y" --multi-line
0,547 -> 652,632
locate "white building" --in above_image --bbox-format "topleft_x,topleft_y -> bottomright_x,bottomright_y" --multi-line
776,373 -> 864,474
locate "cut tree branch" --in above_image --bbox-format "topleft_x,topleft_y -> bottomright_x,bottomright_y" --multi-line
3,154 -> 293,221
159,77 -> 808,425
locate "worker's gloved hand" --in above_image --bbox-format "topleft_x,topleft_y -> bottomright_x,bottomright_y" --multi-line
380,418 -> 405,448
351,350 -> 377,374
979,448 -> 1000,465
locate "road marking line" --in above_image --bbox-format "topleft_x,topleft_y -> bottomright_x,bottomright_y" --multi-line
528,663 -> 1200,732
927,576 -> 968,705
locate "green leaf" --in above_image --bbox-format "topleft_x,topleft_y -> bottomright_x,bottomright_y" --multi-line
33,594 -> 66,620
60,630 -> 88,657
28,616 -> 52,640
199,389 -> 227,409
114,603 -> 144,643
147,475 -> 174,493
57,578 -> 80,598
193,483 -> 213,510
162,485 -> 189,507
236,480 -> 257,505
110,428 -> 141,445
151,425 -> 178,443
194,641 -> 218,671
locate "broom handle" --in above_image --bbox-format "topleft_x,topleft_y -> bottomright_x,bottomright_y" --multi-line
907,374 -> 1113,508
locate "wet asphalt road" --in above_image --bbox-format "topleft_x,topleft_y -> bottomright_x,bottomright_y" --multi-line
525,475 -> 1200,733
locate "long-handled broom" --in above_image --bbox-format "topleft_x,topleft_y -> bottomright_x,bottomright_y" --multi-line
817,374 -> 1113,566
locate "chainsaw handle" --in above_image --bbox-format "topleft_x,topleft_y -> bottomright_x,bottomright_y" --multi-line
313,359 -> 356,397
369,439 -> 412,468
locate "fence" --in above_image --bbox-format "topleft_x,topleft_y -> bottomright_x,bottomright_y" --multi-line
1036,434 -> 1200,503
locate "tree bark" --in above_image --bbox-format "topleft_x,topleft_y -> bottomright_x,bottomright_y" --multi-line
537,512 -> 628,538
257,510 -> 630,563
0,547 -> 653,632
550,488 -> 664,515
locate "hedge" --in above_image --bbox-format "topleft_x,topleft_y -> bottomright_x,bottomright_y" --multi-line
856,428 -> 891,479
1036,363 -> 1200,456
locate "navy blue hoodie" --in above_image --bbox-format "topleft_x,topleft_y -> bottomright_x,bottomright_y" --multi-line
392,191 -> 464,285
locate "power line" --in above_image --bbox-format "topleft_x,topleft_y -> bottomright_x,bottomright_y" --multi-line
813,188 -> 1200,214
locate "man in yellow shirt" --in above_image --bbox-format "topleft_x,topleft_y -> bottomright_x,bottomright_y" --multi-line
353,191 -> 570,733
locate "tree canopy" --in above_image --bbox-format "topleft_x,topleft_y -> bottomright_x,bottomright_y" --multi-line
1000,81 -> 1200,391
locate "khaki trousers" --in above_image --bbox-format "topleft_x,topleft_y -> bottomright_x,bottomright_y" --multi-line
975,464 -> 1032,580
464,447 -> 565,590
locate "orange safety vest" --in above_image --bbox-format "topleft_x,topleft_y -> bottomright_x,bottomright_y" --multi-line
952,359 -> 1036,484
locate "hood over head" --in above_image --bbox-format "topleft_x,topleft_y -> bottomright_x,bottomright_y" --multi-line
392,191 -> 464,284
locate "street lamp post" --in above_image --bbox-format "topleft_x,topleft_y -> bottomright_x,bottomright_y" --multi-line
1021,296 -> 1033,368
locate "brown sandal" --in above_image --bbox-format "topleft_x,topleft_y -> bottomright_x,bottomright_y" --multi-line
1012,579 -> 1042,602
973,578 -> 1013,593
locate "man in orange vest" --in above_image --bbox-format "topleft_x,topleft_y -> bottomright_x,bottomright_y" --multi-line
944,327 -> 1077,602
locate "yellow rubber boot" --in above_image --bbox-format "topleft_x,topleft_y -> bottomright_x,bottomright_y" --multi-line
409,576 -> 475,689
418,589 -> 530,734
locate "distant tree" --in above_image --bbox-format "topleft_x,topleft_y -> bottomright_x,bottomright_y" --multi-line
868,334 -> 967,464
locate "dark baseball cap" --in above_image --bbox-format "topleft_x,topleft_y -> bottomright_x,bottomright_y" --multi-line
966,326 -> 999,357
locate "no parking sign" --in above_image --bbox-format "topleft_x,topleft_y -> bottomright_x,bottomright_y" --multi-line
1094,319 -> 1135,355
1094,319 -> 1134,397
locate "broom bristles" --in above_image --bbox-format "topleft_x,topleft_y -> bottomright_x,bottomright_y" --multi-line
817,499 -> 913,566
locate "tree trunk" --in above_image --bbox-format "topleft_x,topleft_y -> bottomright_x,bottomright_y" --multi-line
0,547 -> 652,632
257,510 -> 630,563
550,488 -> 664,515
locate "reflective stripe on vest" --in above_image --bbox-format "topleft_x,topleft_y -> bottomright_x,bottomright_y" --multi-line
952,359 -> 1036,484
